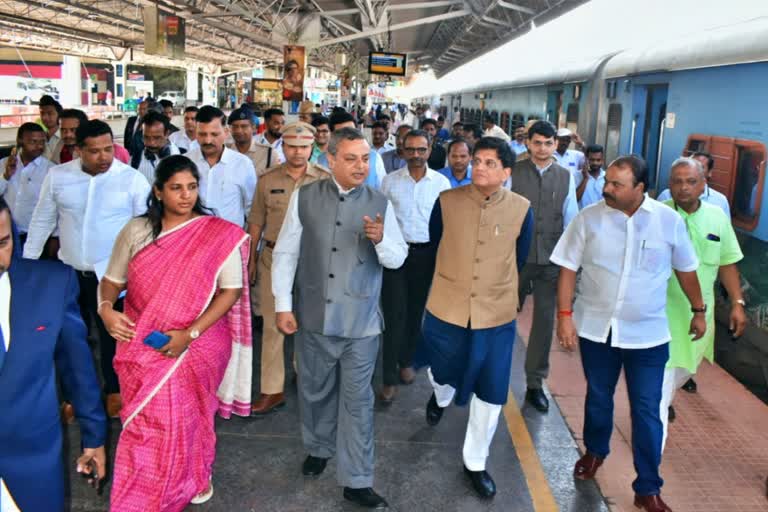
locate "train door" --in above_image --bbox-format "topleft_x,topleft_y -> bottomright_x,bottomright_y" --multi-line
546,90 -> 563,127
631,84 -> 668,190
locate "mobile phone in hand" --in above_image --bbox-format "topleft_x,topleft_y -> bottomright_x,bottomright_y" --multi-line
80,458 -> 103,494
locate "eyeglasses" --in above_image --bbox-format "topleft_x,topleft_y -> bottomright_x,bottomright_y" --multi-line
403,147 -> 429,154
472,158 -> 501,169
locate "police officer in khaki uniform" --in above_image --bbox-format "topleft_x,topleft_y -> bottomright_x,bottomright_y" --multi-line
227,106 -> 279,177
248,121 -> 331,414
226,107 -> 277,320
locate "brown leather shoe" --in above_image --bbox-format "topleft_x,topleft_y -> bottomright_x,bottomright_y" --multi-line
60,401 -> 75,425
379,385 -> 397,403
106,393 -> 122,418
251,393 -> 286,415
399,367 -> 416,385
573,452 -> 603,480
634,494 -> 672,512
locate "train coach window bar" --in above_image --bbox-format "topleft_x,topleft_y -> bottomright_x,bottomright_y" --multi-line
732,142 -> 766,231
605,103 -> 622,164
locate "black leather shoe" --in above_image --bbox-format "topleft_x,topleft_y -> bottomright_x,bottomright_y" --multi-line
681,378 -> 697,393
463,465 -> 496,499
525,388 -> 549,413
343,487 -> 389,509
302,455 -> 328,476
426,393 -> 444,426
668,405 -> 676,423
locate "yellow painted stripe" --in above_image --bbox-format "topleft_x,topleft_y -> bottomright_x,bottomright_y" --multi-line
503,390 -> 560,512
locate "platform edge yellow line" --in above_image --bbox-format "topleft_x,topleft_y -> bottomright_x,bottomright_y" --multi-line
503,390 -> 560,512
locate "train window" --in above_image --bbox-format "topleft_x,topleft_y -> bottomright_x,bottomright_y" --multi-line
685,137 -> 709,155
732,142 -> 766,231
500,111 -> 510,134
566,104 -> 579,134
605,103 -> 622,163
573,84 -> 582,100
512,113 -> 525,130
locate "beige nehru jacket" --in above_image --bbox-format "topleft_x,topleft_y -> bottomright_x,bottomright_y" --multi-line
247,162 -> 331,242
426,185 -> 530,330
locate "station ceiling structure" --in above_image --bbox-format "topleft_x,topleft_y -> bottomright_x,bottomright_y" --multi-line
0,0 -> 587,76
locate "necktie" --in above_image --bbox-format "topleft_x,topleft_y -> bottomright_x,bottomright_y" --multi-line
0,323 -> 5,372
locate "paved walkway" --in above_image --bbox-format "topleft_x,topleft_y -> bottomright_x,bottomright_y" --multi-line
517,300 -> 768,512
65,323 -> 607,511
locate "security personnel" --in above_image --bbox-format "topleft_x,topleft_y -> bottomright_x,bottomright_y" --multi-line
247,122 -> 331,415
227,106 -> 278,177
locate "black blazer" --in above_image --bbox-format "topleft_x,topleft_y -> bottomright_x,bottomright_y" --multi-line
124,115 -> 139,153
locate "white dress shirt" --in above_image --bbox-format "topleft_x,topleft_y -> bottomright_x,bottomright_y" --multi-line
43,130 -> 61,161
135,143 -> 181,184
0,272 -> 10,351
374,143 -> 395,155
23,158 -> 151,271
657,184 -> 731,218
381,167 -> 451,243
550,197 -> 699,349
271,180 -> 408,313
168,131 -> 200,153
187,147 -> 257,228
0,155 -> 54,232
574,168 -> 606,209
483,124 -> 511,142
254,134 -> 285,163
554,149 -> 585,173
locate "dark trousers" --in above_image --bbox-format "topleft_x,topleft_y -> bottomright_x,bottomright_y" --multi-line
518,263 -> 559,389
381,246 -> 433,386
579,336 -> 668,496
77,272 -> 121,395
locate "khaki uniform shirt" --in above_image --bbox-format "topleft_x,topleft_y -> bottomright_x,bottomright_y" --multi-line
248,162 -> 331,243
227,140 -> 277,177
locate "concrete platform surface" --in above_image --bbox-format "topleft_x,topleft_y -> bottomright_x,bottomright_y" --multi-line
517,300 -> 768,512
63,324 -> 608,511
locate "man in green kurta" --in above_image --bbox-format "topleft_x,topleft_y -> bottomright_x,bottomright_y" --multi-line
660,157 -> 747,450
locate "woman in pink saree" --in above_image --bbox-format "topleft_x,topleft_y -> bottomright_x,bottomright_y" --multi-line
97,155 -> 252,511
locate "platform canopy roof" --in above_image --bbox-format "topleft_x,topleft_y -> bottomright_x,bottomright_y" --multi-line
0,0 -> 587,76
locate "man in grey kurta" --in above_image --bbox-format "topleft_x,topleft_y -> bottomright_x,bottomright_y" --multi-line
272,127 -> 407,509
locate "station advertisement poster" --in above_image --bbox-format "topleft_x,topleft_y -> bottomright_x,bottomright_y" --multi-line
283,45 -> 305,102
144,5 -> 186,60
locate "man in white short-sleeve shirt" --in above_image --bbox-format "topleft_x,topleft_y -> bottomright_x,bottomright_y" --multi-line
550,155 -> 706,512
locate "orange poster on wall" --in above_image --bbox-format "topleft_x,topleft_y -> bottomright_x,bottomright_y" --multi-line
283,45 -> 305,102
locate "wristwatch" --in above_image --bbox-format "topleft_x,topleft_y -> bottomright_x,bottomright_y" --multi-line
189,328 -> 200,340
734,299 -> 746,307
691,304 -> 707,314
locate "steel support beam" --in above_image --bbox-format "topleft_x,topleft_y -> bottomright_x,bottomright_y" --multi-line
312,9 -> 469,48
497,0 -> 536,15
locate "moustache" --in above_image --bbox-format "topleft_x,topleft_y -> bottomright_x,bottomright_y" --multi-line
602,192 -> 614,201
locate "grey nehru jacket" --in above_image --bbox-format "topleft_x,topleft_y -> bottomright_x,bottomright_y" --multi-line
295,179 -> 389,338
511,158 -> 571,265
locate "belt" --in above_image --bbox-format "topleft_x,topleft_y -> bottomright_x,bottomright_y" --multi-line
264,240 -> 276,249
407,241 -> 431,249
77,270 -> 96,278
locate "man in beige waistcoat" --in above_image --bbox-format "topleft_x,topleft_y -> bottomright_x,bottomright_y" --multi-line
415,137 -> 534,499
247,122 -> 331,414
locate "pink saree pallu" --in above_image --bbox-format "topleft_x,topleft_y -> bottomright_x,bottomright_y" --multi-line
110,216 -> 252,512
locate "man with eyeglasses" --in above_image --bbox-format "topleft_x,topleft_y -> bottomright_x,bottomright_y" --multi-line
415,137 -> 533,498
381,125 -> 411,174
379,130 -> 450,403
511,120 -> 578,414
310,116 -> 331,164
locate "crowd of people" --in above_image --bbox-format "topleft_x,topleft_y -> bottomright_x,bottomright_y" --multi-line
0,94 -> 748,512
